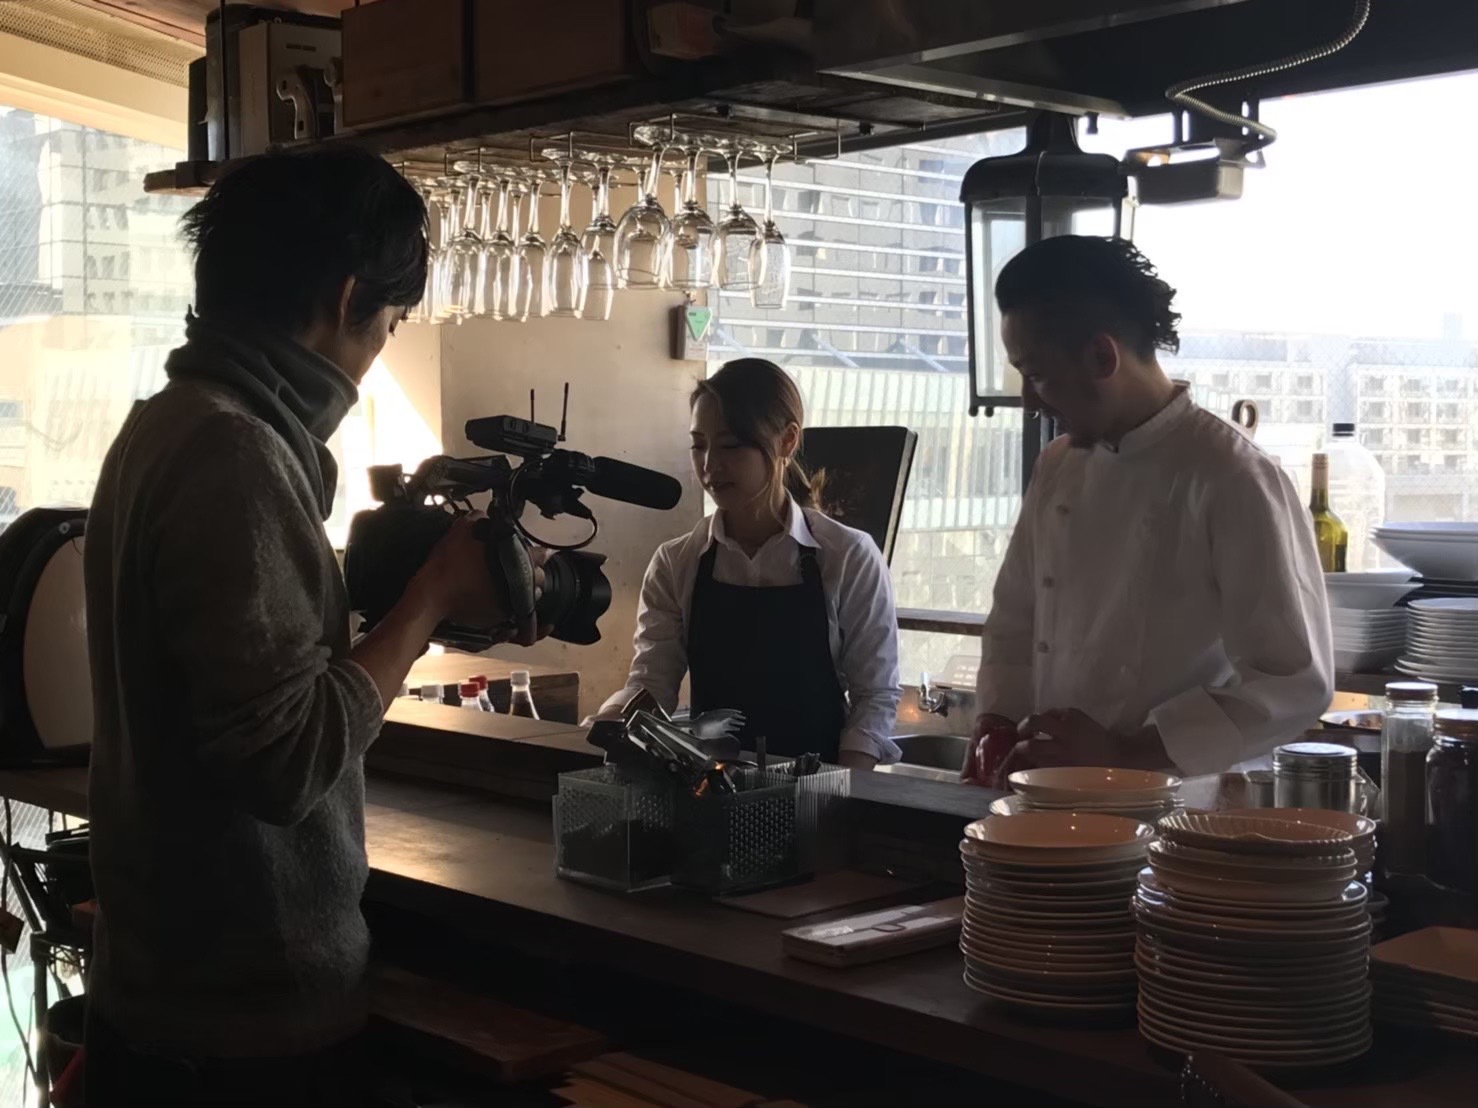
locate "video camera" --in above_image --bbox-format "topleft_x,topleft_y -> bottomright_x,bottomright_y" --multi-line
344,390 -> 682,649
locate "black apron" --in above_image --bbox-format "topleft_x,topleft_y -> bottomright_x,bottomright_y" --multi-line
687,538 -> 848,763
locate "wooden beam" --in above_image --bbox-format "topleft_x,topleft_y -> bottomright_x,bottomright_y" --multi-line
67,1 -> 355,48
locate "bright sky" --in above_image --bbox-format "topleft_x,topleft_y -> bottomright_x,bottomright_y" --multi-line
1081,70 -> 1478,340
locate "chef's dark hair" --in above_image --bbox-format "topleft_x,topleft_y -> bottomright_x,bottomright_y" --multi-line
994,235 -> 1181,357
693,359 -> 825,510
180,147 -> 427,334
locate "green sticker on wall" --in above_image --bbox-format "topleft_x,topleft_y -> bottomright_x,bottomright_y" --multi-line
685,306 -> 712,341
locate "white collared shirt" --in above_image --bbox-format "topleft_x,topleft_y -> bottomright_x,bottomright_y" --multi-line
976,389 -> 1334,775
600,498 -> 902,763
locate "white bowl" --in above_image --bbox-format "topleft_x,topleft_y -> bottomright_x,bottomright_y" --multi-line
1324,579 -> 1418,609
1374,531 -> 1478,580
1007,767 -> 1182,805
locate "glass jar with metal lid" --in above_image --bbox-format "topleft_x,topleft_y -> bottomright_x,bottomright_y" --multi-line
1426,709 -> 1478,894
1274,740 -> 1366,813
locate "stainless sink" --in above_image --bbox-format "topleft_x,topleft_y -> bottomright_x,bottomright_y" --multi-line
877,733 -> 972,783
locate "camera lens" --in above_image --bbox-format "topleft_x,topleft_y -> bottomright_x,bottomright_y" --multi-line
538,551 -> 612,646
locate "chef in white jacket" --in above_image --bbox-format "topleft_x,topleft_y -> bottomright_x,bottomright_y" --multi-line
964,236 -> 1333,783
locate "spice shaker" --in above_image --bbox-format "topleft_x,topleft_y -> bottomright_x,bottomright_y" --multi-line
1273,741 -> 1364,812
1380,681 -> 1438,877
1426,709 -> 1478,894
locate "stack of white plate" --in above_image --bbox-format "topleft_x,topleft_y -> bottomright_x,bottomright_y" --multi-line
960,812 -> 1152,1017
1374,522 -> 1478,582
997,767 -> 1183,824
1396,597 -> 1478,683
1133,812 -> 1372,1069
1370,927 -> 1478,1039
1330,605 -> 1409,672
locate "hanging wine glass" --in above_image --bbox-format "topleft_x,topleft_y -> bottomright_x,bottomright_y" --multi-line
498,170 -> 527,321
713,140 -> 760,291
616,127 -> 671,289
665,138 -> 716,292
405,174 -> 437,323
426,178 -> 457,323
580,154 -> 626,322
543,149 -> 587,318
477,169 -> 516,321
749,145 -> 790,310
444,172 -> 482,322
516,168 -> 552,321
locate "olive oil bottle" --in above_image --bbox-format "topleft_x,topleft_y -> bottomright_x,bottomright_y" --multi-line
1310,452 -> 1348,572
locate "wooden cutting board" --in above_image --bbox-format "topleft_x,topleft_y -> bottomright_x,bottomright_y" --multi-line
716,870 -> 927,919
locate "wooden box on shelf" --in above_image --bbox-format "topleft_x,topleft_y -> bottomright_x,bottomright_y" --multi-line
472,0 -> 636,106
341,0 -> 472,128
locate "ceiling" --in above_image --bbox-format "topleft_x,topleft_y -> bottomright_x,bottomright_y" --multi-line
68,1 -> 354,45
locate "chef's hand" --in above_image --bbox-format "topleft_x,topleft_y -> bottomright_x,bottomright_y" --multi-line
998,709 -> 1173,777
961,713 -> 1018,787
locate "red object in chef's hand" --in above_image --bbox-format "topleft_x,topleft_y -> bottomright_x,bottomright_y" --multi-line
962,719 -> 1019,789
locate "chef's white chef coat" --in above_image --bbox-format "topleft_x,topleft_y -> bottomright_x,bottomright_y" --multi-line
600,498 -> 903,764
976,388 -> 1334,775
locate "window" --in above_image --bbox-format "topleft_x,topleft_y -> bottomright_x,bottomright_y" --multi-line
709,128 -> 1027,679
712,70 -> 1478,676
0,108 -> 193,527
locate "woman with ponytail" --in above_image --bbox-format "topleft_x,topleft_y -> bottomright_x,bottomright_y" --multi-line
599,358 -> 901,769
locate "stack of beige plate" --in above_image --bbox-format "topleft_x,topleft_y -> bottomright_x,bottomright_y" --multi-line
960,812 -> 1152,1017
1370,927 -> 1478,1039
1219,807 -> 1377,877
1134,812 -> 1372,1069
993,767 -> 1183,823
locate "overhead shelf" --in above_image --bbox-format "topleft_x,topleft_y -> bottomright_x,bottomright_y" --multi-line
143,57 -> 1011,195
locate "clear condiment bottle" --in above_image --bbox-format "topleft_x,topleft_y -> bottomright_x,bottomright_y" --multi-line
419,683 -> 442,703
467,675 -> 494,713
509,669 -> 539,719
1325,423 -> 1386,572
1379,680 -> 1438,876
457,682 -> 484,711
1426,709 -> 1478,894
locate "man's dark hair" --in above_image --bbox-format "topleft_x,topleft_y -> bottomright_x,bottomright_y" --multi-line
994,235 -> 1181,357
181,146 -> 427,334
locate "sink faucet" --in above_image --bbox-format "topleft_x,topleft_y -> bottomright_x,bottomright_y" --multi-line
918,672 -> 948,717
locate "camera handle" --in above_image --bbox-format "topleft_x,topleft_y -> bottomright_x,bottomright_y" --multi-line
478,516 -> 537,627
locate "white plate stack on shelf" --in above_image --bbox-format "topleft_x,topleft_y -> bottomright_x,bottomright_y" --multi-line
960,812 -> 1152,1018
989,767 -> 1183,824
1374,522 -> 1478,583
1325,571 -> 1413,671
1133,812 -> 1372,1070
1369,927 -> 1478,1039
1396,597 -> 1478,684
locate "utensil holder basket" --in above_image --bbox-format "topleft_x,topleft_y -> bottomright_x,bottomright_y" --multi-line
769,760 -> 852,872
554,766 -> 677,892
672,768 -> 799,895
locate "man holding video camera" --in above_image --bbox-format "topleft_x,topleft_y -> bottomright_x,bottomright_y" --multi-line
82,148 -> 539,1105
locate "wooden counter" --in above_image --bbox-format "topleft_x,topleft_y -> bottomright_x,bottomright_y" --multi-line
3,766 -> 1471,1108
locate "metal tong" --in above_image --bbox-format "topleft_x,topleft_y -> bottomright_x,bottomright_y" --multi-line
626,711 -> 738,796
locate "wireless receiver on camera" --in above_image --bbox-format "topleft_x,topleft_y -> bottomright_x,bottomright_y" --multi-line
343,385 -> 682,650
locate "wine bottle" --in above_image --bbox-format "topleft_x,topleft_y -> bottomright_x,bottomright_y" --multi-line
1310,452 -> 1348,572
